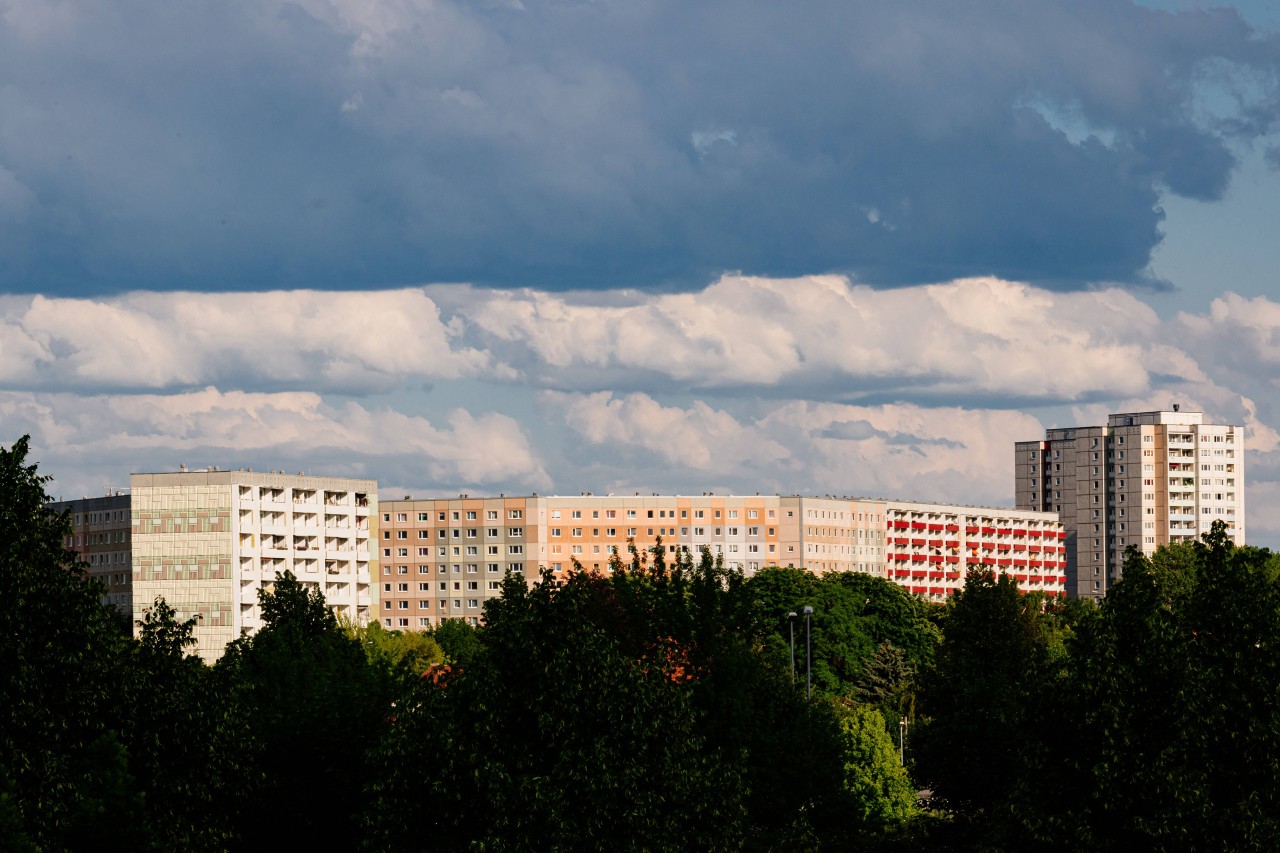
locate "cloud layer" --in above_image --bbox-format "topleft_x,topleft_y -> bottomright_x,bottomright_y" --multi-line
3,275 -> 1279,547
1,0 -> 1278,293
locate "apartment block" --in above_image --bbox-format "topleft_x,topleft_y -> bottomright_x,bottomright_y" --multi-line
883,501 -> 1066,600
1016,407 -> 1245,600
377,493 -> 1064,624
48,492 -> 134,616
130,469 -> 377,661
375,495 -> 532,629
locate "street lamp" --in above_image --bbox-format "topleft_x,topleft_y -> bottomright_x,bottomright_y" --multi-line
787,611 -> 797,683
803,605 -> 814,700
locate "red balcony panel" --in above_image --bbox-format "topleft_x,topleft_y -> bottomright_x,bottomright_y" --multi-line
911,586 -> 927,594
893,520 -> 910,529
928,538 -> 943,547
893,537 -> 910,545
945,555 -> 960,563
945,524 -> 960,532
911,522 -> 926,530
1012,543 -> 1026,551
929,555 -> 944,564
1028,545 -> 1041,553
997,558 -> 1012,566
1028,529 -> 1043,537
945,540 -> 959,549
981,527 -> 996,535
1013,528 -> 1027,537
966,526 -> 979,535
1013,559 -> 1027,567
928,523 -> 943,531
912,538 -> 926,546
911,554 -> 927,562
945,571 -> 961,580
928,571 -> 944,580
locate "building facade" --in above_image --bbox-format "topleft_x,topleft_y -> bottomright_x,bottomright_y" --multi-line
125,469 -> 377,661
376,494 -> 1063,627
1015,408 -> 1245,600
49,492 -> 134,616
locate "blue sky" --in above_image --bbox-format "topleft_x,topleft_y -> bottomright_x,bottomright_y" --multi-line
1,0 -> 1278,547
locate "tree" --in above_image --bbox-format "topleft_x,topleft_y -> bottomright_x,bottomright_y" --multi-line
119,598 -> 258,850
0,436 -> 135,848
431,615 -> 484,666
354,620 -> 446,680
913,569 -> 1060,823
834,702 -> 918,832
1050,526 -> 1280,850
365,567 -> 747,851
219,572 -> 392,849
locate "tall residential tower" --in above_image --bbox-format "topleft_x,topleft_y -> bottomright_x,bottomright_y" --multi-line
1016,408 -> 1244,600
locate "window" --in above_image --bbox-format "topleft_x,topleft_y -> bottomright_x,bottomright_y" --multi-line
509,509 -> 523,519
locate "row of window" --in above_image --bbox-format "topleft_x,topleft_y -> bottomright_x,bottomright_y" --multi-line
384,527 -> 523,539
384,510 -> 522,522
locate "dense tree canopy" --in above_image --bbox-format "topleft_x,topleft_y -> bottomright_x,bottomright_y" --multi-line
3,436 -> 1278,850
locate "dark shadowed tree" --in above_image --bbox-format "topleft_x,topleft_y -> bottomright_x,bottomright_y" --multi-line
1045,525 -> 1280,851
219,572 -> 392,849
0,436 -> 139,849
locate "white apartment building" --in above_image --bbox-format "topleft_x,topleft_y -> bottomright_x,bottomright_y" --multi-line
1016,407 -> 1245,600
131,469 -> 377,661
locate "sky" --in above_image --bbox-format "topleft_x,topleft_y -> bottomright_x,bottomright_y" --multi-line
1,0 -> 1278,548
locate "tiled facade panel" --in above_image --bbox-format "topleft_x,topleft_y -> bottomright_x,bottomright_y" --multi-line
132,483 -> 236,659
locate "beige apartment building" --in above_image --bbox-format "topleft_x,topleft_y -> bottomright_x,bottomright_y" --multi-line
377,494 -> 1063,627
126,469 -> 377,661
1016,408 -> 1245,600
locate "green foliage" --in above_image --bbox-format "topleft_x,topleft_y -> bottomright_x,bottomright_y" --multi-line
365,557 -> 747,852
431,615 -> 483,666
743,566 -> 939,699
355,620 -> 446,680
835,703 -> 918,831
120,598 -> 258,850
0,436 -> 132,848
1043,525 -> 1280,850
913,569 -> 1062,824
219,571 -> 394,849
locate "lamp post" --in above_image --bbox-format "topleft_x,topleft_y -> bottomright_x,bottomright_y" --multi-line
803,605 -> 814,700
787,612 -> 797,683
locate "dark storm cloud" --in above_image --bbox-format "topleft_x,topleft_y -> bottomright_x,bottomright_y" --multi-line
0,0 -> 1277,294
